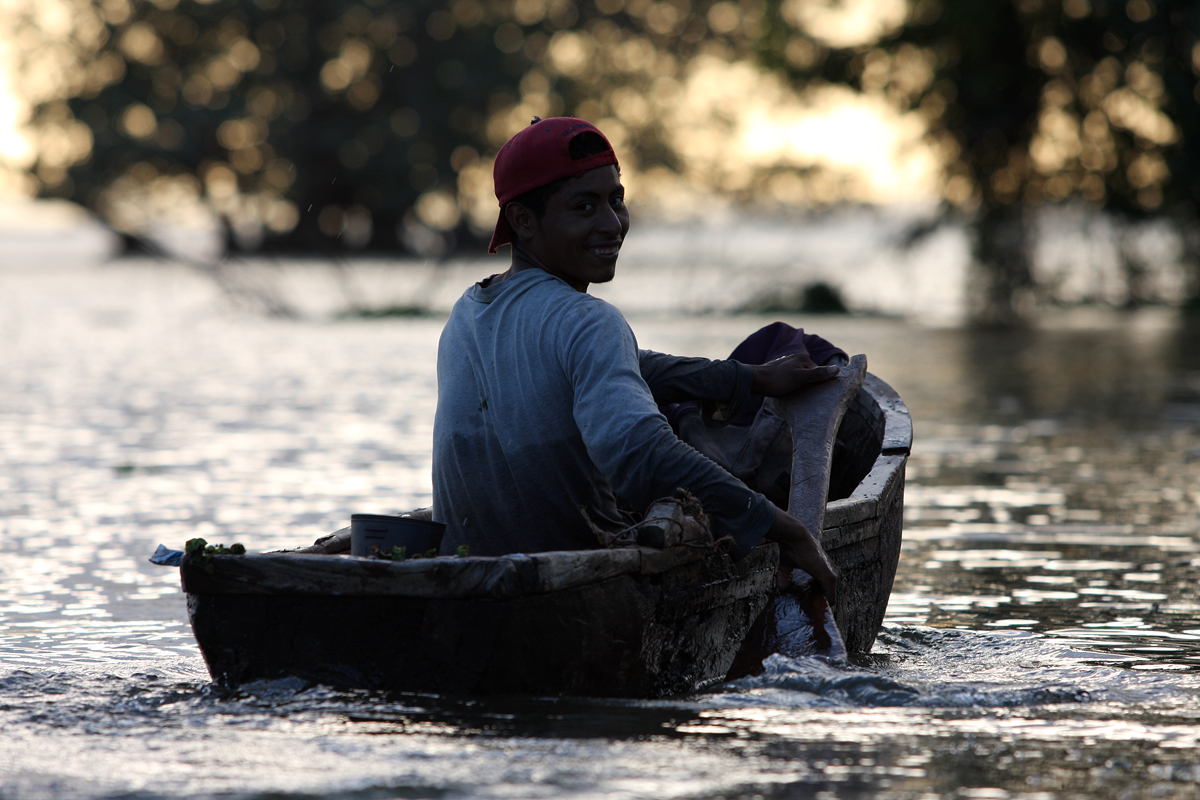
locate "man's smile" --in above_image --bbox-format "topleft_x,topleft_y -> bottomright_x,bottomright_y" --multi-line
588,242 -> 622,258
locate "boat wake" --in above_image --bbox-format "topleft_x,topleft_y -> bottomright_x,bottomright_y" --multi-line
721,654 -> 927,706
708,625 -> 1200,710
719,652 -> 1089,708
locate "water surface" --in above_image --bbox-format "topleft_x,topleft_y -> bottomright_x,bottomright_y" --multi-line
4,261 -> 1200,799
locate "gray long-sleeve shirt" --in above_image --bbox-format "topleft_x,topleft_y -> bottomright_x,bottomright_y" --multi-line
432,268 -> 776,558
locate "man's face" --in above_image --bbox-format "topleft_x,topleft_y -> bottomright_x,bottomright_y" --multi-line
525,165 -> 629,292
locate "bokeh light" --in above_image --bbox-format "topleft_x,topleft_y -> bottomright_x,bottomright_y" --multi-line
0,0 -> 1195,262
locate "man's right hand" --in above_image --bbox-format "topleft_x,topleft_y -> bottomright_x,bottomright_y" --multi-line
765,507 -> 839,606
751,353 -> 839,398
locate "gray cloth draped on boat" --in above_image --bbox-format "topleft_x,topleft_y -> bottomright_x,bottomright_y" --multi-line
432,268 -> 777,559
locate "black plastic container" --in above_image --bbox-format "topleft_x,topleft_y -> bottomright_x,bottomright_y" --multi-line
350,514 -> 446,557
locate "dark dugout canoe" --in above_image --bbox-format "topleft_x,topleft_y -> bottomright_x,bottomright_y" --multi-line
181,362 -> 911,697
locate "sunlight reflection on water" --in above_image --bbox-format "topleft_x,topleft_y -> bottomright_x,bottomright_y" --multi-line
4,260 -> 1200,799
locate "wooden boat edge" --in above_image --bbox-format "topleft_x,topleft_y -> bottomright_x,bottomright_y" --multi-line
180,542 -> 729,600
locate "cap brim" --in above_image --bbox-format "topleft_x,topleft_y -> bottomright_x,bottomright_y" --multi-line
488,208 -> 510,254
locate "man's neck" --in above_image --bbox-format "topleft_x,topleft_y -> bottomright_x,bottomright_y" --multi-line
488,249 -> 588,293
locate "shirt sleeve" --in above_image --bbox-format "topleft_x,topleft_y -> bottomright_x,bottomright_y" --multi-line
564,304 -> 776,558
638,349 -> 755,425
637,350 -> 754,404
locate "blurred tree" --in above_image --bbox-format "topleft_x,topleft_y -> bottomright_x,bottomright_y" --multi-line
28,0 -> 534,255
23,0 -> 1200,314
760,0 -> 1200,318
468,0 -> 1200,318
32,0 -> 914,256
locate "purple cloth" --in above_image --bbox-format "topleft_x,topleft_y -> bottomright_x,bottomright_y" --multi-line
662,322 -> 846,429
729,321 -> 844,372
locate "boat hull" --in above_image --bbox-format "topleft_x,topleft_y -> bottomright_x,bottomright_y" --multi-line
186,544 -> 777,697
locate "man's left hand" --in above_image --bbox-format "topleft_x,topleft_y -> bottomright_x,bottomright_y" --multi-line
751,354 -> 840,397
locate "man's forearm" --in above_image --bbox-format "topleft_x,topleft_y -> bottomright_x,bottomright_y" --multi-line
637,350 -> 752,406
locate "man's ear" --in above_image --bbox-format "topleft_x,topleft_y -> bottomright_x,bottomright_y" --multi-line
505,202 -> 538,244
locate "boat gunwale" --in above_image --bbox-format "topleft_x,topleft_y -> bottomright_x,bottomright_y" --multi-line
181,542 -> 722,600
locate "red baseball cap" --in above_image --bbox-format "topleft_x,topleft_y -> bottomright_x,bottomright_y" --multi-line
488,117 -> 619,253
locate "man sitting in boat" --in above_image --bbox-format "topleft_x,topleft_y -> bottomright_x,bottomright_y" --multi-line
432,117 -> 840,601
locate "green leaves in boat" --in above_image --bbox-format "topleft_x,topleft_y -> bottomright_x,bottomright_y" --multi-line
184,538 -> 246,574
368,543 -> 471,561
